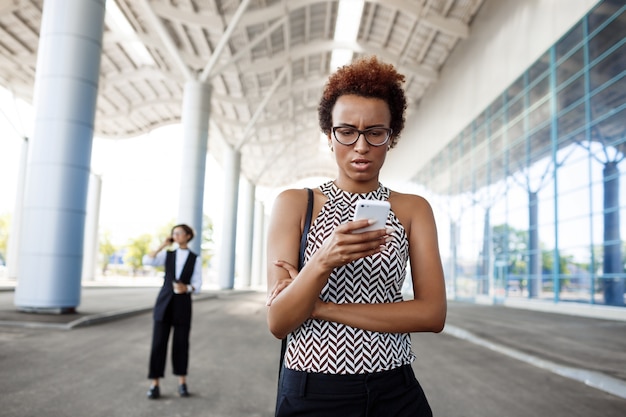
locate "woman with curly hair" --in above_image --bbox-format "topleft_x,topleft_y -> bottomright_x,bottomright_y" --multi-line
266,56 -> 447,416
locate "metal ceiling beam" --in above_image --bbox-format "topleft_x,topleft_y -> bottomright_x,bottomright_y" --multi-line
199,0 -> 252,82
235,65 -> 288,151
150,2 -> 223,28
0,0 -> 21,14
207,15 -> 287,80
138,0 -> 193,81
374,0 -> 469,38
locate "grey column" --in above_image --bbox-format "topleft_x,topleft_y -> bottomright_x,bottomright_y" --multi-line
239,179 -> 256,287
528,191 -> 540,298
251,200 -> 266,287
177,81 -> 211,255
218,147 -> 241,289
14,0 -> 105,311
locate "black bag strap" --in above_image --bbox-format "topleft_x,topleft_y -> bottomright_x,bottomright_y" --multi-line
298,188 -> 314,270
277,188 -> 313,388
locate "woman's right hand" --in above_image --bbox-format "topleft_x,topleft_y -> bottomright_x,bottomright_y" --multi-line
312,219 -> 393,271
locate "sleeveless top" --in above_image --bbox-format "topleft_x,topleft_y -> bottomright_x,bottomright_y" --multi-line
284,181 -> 415,374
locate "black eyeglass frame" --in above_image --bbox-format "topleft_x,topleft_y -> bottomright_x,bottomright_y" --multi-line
331,126 -> 393,147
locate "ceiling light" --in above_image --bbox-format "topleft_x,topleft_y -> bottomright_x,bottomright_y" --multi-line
330,0 -> 364,71
105,0 -> 155,67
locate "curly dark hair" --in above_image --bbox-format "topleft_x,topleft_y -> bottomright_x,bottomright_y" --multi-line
318,56 -> 407,148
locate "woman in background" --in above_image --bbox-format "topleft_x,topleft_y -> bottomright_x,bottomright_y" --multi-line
143,224 -> 202,399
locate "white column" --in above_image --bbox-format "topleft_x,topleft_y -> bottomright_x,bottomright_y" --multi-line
6,137 -> 28,281
239,179 -> 255,287
14,0 -> 105,311
218,147 -> 241,289
82,173 -> 102,282
177,81 -> 211,255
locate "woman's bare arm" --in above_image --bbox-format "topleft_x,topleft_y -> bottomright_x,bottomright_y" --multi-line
266,189 -> 393,339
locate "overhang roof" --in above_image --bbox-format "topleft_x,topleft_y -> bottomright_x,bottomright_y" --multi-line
0,0 -> 485,187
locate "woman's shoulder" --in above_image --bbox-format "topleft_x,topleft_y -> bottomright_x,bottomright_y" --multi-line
388,189 -> 434,218
272,187 -> 317,217
275,187 -> 313,205
388,189 -> 430,206
387,190 -> 436,237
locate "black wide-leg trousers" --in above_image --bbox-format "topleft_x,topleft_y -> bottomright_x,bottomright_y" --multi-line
148,318 -> 190,379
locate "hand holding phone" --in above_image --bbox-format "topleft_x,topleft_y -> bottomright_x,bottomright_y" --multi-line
352,199 -> 390,233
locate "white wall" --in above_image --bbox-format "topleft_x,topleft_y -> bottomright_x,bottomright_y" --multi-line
382,0 -> 600,183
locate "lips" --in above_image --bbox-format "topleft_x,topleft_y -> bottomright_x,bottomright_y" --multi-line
351,158 -> 371,169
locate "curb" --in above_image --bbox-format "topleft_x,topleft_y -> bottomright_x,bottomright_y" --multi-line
0,293 -> 218,330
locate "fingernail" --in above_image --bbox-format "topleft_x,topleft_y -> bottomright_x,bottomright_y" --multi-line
385,227 -> 394,234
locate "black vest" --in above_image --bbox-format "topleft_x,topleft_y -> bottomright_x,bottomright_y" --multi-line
152,249 -> 198,324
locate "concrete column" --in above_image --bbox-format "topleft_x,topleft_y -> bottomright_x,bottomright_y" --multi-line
82,174 -> 102,282
218,147 -> 241,289
14,0 -> 105,311
6,137 -> 28,281
251,201 -> 266,287
239,179 -> 255,287
177,81 -> 211,255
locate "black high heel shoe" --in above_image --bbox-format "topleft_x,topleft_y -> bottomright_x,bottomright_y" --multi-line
178,383 -> 189,397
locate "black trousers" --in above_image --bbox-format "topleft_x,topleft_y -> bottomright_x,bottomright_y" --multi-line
147,319 -> 191,379
275,365 -> 432,417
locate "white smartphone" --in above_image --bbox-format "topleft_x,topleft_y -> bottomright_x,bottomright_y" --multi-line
352,199 -> 391,233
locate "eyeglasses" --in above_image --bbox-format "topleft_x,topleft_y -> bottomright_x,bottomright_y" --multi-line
332,126 -> 393,147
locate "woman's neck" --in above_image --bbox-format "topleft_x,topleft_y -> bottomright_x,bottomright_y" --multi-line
333,178 -> 380,194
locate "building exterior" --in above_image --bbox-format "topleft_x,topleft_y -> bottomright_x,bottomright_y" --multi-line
403,0 -> 625,308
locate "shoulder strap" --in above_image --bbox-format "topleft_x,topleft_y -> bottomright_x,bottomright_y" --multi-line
298,188 -> 314,270
278,188 -> 313,385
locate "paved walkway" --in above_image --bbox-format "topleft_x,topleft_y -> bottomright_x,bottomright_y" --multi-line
0,283 -> 625,417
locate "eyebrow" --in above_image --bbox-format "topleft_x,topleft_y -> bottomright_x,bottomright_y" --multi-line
335,123 -> 388,129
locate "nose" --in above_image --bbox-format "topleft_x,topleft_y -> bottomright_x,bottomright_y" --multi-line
353,132 -> 370,152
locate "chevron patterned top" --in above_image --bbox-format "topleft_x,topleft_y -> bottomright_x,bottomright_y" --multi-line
284,181 -> 415,374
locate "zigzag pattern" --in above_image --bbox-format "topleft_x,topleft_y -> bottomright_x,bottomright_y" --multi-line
284,181 -> 415,374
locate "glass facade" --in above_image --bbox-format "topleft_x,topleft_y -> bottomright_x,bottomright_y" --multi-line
414,0 -> 626,307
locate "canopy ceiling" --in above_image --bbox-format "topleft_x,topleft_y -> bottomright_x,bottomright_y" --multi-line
0,0 -> 485,187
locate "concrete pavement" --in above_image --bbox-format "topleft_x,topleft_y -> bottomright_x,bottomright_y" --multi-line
0,284 -> 625,416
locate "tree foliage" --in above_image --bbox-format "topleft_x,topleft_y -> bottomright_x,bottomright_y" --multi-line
98,231 -> 118,275
0,212 -> 10,265
124,233 -> 153,274
492,224 -> 528,274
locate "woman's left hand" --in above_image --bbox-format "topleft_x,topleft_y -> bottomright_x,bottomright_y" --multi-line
172,282 -> 188,294
266,260 -> 298,305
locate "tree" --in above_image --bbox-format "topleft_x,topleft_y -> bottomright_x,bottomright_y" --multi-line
492,224 -> 528,275
98,231 -> 118,275
200,214 -> 214,269
124,234 -> 153,275
0,213 -> 10,265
